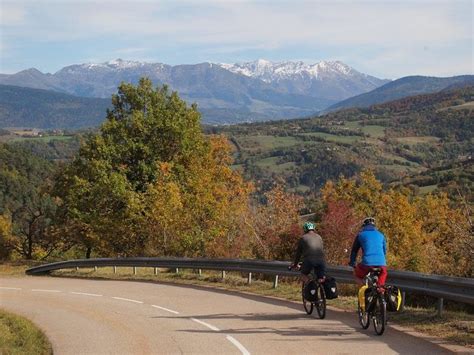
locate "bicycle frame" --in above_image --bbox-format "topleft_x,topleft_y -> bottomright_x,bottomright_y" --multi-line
358,269 -> 387,335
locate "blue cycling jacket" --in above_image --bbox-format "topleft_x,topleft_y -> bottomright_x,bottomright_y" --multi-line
350,225 -> 387,266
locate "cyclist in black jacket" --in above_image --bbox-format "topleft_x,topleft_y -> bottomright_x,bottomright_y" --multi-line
290,222 -> 326,284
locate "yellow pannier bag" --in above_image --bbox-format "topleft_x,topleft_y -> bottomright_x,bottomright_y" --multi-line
358,285 -> 368,311
385,285 -> 402,312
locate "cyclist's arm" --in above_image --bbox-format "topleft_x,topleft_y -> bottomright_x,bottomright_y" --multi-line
293,239 -> 303,265
349,235 -> 361,266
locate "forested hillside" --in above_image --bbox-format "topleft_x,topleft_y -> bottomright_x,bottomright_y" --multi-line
0,85 -> 110,129
0,80 -> 471,278
215,86 -> 473,201
324,75 -> 474,113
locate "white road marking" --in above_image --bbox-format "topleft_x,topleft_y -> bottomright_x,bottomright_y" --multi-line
190,317 -> 220,331
151,305 -> 180,314
32,289 -> 61,293
112,297 -> 143,304
0,287 -> 22,290
70,292 -> 102,297
226,335 -> 251,355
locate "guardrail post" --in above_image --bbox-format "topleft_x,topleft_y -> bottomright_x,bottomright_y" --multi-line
94,266 -> 97,272
113,266 -> 117,274
248,272 -> 252,285
175,268 -> 179,274
198,269 -> 202,276
133,267 -> 137,275
273,275 -> 279,288
154,267 -> 158,275
76,267 -> 79,271
222,270 -> 226,279
437,298 -> 444,317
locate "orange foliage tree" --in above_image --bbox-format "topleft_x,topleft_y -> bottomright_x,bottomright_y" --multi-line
321,170 -> 472,276
251,184 -> 304,260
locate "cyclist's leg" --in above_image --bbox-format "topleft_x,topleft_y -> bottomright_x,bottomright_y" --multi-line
354,264 -> 368,286
300,259 -> 312,284
377,266 -> 388,290
315,261 -> 326,283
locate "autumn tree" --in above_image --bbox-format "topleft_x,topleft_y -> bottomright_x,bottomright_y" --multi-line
251,184 -> 304,260
319,200 -> 360,265
321,170 -> 472,276
0,214 -> 12,260
55,78 -> 253,258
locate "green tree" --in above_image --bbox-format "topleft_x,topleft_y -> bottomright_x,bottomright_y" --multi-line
0,144 -> 57,259
55,78 -> 252,258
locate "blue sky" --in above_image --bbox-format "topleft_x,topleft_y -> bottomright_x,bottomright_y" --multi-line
1,0 -> 472,79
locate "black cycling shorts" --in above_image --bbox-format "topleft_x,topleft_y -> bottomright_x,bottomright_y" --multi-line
301,259 -> 326,279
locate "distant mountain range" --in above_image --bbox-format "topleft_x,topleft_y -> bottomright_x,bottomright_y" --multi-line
324,75 -> 474,113
0,85 -> 110,129
0,59 -> 472,128
0,59 -> 388,123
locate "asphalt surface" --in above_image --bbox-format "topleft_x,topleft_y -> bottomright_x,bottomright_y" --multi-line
0,276 -> 462,354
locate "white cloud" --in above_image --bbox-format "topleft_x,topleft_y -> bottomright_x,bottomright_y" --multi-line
1,0 -> 472,76
1,3 -> 27,26
4,1 -> 470,44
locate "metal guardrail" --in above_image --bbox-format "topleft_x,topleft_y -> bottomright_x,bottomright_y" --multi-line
26,257 -> 474,307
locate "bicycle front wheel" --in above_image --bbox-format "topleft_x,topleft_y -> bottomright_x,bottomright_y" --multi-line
358,301 -> 370,329
315,283 -> 326,319
373,294 -> 387,335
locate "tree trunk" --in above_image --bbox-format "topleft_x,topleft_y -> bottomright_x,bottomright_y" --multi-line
86,246 -> 92,259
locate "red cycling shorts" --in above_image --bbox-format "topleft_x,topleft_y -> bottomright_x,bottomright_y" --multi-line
354,264 -> 387,286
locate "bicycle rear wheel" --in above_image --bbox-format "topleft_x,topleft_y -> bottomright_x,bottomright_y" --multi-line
358,301 -> 370,329
315,283 -> 326,319
302,284 -> 313,314
373,294 -> 387,335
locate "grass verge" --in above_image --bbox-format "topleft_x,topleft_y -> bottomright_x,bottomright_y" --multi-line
3,263 -> 473,348
0,261 -> 42,277
0,309 -> 52,355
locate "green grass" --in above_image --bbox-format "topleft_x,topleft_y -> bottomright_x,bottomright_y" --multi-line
234,135 -> 301,151
376,164 -> 413,174
343,121 -> 386,138
390,307 -> 474,346
395,136 -> 440,145
379,152 -> 416,165
255,157 -> 296,173
438,101 -> 474,111
360,125 -> 386,138
300,132 -> 361,144
0,262 -> 38,277
10,135 -> 73,143
419,185 -> 438,194
0,309 -> 52,355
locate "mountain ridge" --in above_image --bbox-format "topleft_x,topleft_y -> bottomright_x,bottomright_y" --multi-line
323,75 -> 474,113
0,59 -> 388,122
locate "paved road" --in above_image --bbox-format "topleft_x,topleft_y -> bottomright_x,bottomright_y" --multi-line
0,276 -> 461,354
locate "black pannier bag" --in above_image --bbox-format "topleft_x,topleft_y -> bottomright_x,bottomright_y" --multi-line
323,276 -> 338,299
385,285 -> 402,312
303,280 -> 318,302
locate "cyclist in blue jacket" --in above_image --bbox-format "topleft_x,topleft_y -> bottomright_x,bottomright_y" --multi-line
348,217 -> 387,287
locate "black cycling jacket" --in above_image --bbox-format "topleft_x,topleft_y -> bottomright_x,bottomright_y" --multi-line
293,231 -> 325,265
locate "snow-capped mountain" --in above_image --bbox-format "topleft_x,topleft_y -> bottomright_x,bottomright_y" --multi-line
0,59 -> 389,123
220,59 -> 354,81
219,59 -> 388,100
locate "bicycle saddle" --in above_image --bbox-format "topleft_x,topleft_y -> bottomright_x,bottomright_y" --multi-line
369,267 -> 382,274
